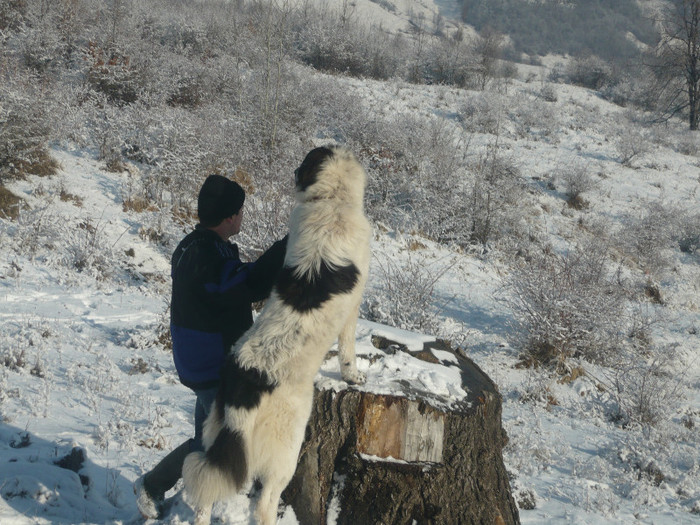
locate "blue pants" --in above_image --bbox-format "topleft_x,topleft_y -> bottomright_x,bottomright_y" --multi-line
191,386 -> 218,452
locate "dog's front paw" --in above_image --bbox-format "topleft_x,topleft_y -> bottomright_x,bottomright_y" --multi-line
342,367 -> 366,385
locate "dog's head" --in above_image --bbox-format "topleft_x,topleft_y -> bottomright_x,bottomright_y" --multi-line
294,146 -> 366,203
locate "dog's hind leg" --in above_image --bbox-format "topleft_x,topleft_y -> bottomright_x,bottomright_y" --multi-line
255,476 -> 288,525
193,504 -> 212,525
337,301 -> 366,385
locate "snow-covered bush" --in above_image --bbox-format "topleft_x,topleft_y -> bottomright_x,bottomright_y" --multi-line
674,132 -> 700,157
292,3 -> 402,79
7,202 -> 56,258
65,218 -> 115,279
0,0 -> 26,32
466,145 -> 526,247
615,126 -> 649,166
555,160 -> 599,209
564,55 -> 616,91
539,84 -> 558,103
615,202 -> 677,277
607,342 -> 684,427
349,112 -> 469,241
598,70 -> 652,108
459,92 -> 504,135
503,241 -> 629,370
0,80 -> 58,179
350,109 -> 528,250
428,35 -> 477,87
677,213 -> 700,255
0,181 -> 24,219
511,96 -> 557,139
363,253 -> 452,334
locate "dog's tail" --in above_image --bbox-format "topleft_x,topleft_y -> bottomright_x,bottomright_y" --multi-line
182,427 -> 248,508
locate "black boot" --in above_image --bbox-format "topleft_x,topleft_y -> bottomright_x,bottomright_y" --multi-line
134,439 -> 192,519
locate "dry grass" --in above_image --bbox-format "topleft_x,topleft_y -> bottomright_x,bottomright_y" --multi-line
104,158 -> 126,173
644,281 -> 664,304
232,167 -> 255,194
139,226 -> 166,245
204,166 -> 255,194
5,150 -> 60,179
60,189 -> 83,207
0,186 -> 24,220
557,366 -> 586,384
566,194 -> 589,210
408,239 -> 428,251
122,197 -> 157,213
171,205 -> 197,226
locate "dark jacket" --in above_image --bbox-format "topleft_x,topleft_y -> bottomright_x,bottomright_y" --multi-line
170,225 -> 286,389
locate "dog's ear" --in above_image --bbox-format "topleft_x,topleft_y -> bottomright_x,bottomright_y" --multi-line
295,147 -> 334,191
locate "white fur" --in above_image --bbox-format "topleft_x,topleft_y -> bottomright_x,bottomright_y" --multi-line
183,147 -> 370,525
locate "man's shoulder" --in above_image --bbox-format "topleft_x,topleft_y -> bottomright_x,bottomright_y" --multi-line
173,228 -> 241,263
175,227 -> 215,249
215,239 -> 240,261
172,228 -> 214,266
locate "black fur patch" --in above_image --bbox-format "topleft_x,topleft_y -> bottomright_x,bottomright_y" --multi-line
295,147 -> 334,191
206,427 -> 247,487
217,358 -> 277,416
276,261 -> 359,312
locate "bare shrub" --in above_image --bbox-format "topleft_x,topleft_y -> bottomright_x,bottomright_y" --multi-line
428,35 -> 476,87
616,201 -> 677,277
9,203 -> 56,258
459,92 -> 503,135
292,4 -> 401,80
677,212 -> 700,255
363,253 -> 453,334
606,343 -> 685,427
565,55 -> 615,90
0,83 -> 58,180
675,132 -> 700,156
503,241 -> 628,370
511,96 -> 557,139
65,218 -> 114,279
554,160 -> 599,209
615,126 -> 650,166
540,84 -> 558,103
467,144 -> 526,247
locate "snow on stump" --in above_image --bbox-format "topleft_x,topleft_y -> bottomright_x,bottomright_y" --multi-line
282,322 -> 519,525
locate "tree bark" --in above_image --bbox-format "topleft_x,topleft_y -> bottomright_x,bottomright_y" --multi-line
283,337 -> 519,525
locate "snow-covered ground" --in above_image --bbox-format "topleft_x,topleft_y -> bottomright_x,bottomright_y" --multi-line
0,148 -> 479,525
2,83 -> 699,524
2,1 -> 700,524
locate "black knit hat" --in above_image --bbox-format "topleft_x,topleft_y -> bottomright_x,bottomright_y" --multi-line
197,175 -> 245,224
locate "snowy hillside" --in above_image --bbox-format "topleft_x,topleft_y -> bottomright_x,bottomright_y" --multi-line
2,76 -> 700,524
2,0 -> 700,524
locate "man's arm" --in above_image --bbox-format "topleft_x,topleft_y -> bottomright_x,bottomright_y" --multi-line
245,235 -> 288,302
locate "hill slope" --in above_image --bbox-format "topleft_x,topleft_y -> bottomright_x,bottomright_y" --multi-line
1,0 -> 700,524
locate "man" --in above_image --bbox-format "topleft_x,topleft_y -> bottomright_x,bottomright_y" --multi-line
135,174 -> 287,519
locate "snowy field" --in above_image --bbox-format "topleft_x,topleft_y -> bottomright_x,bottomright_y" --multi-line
2,81 -> 699,524
2,0 -> 700,524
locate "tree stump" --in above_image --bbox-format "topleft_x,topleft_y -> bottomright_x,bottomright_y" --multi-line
282,324 -> 519,525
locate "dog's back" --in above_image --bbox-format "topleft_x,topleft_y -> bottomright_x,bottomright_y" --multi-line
183,147 -> 370,525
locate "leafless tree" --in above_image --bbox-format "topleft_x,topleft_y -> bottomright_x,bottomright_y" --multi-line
650,0 -> 700,130
474,26 -> 504,91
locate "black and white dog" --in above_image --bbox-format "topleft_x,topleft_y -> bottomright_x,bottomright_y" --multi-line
182,146 -> 370,525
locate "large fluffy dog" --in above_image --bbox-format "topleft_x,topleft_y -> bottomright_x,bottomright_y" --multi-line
182,146 -> 370,525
